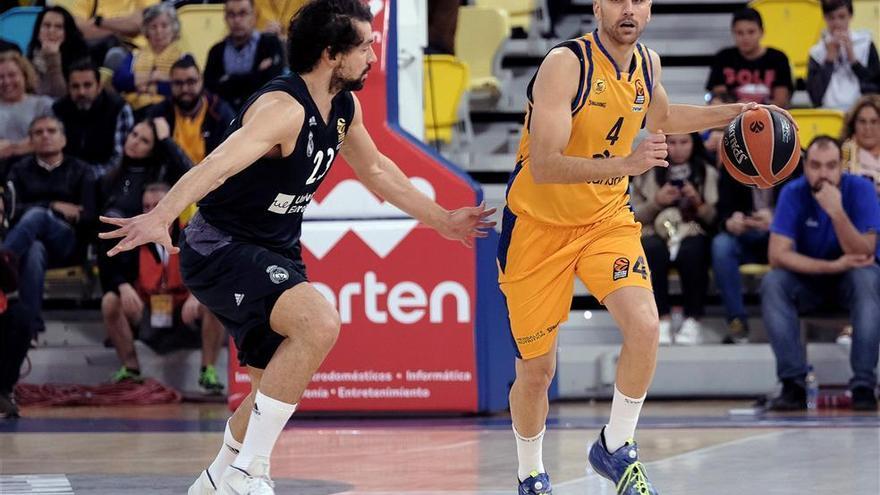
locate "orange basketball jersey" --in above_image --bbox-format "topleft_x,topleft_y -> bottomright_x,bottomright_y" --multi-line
507,31 -> 655,226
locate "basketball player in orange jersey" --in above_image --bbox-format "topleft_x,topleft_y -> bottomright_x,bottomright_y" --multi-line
501,1 -> 795,494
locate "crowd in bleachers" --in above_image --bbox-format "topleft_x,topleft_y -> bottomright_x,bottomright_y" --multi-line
0,0 -> 313,417
0,0 -> 878,418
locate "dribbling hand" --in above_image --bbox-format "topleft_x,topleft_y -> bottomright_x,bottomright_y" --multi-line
439,202 -> 497,248
624,132 -> 668,176
742,102 -> 798,131
99,210 -> 177,257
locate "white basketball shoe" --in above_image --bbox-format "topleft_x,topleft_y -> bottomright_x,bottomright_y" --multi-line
188,470 -> 217,494
218,456 -> 275,495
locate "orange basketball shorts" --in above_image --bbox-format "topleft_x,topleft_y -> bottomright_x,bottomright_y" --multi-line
497,207 -> 653,359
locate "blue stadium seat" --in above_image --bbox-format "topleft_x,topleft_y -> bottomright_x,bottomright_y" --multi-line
0,7 -> 42,53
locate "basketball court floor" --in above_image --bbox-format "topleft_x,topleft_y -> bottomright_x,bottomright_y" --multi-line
1,401 -> 877,494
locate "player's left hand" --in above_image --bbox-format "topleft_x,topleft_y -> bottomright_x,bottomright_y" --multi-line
440,202 -> 497,248
742,102 -> 798,131
99,210 -> 178,257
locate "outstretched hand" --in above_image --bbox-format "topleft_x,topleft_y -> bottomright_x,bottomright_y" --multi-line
438,202 -> 497,248
98,211 -> 177,257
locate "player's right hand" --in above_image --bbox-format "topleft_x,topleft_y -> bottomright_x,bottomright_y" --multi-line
99,210 -> 178,257
625,132 -> 668,175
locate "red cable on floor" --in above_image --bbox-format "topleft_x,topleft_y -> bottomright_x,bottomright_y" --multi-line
13,379 -> 182,407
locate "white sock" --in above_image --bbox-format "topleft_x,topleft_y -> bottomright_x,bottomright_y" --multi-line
232,391 -> 297,470
207,420 -> 242,485
604,386 -> 646,452
514,425 -> 546,481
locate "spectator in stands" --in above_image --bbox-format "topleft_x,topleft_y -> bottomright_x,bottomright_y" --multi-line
64,0 -> 159,67
204,0 -> 285,111
112,3 -> 185,116
0,52 -> 54,170
53,60 -> 135,178
841,95 -> 880,197
154,56 -> 235,164
3,116 -> 94,338
807,0 -> 880,110
253,0 -> 306,39
101,183 -> 225,392
631,133 -> 719,345
96,118 -> 191,303
26,6 -> 89,99
706,8 -> 793,107
763,136 -> 880,411
712,163 -> 785,344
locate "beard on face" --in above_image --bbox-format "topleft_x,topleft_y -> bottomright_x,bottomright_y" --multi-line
331,65 -> 371,93
74,98 -> 93,111
174,92 -> 201,112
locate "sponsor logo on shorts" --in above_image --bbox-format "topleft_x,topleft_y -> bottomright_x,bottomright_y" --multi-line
515,324 -> 558,346
234,293 -> 245,306
266,265 -> 290,284
612,257 -> 630,281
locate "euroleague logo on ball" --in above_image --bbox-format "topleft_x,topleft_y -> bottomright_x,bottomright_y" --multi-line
748,120 -> 765,133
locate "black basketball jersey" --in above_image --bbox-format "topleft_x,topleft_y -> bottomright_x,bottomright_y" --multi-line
197,74 -> 355,253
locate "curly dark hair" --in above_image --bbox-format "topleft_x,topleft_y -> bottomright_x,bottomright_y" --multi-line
27,6 -> 89,75
286,0 -> 373,74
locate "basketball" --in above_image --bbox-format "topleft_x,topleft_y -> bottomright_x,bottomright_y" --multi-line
720,108 -> 801,189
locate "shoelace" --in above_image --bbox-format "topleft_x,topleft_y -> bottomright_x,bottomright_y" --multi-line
615,461 -> 651,494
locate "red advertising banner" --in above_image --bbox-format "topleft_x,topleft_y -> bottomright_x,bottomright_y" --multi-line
228,0 -> 481,412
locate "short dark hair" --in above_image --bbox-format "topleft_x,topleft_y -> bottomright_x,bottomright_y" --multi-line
286,0 -> 373,74
732,8 -> 763,30
29,115 -> 64,134
822,0 -> 853,15
67,59 -> 100,82
806,135 -> 843,160
171,54 -> 199,73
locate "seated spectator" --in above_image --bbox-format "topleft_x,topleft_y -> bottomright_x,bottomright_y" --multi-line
807,0 -> 880,110
762,136 -> 880,412
112,3 -> 184,116
631,133 -> 719,345
842,95 -> 880,197
2,116 -> 94,338
96,118 -> 191,298
53,60 -> 134,178
712,163 -> 787,344
254,0 -> 307,39
706,8 -> 793,107
58,0 -> 159,67
151,55 -> 235,165
27,6 -> 89,99
101,183 -> 225,393
0,52 -> 54,170
205,0 -> 285,112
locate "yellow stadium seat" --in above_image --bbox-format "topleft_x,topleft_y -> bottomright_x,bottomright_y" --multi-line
474,0 -> 536,34
177,4 -> 227,70
790,108 -> 845,148
739,263 -> 771,276
749,0 -> 824,81
423,55 -> 470,144
455,6 -> 510,95
851,0 -> 880,47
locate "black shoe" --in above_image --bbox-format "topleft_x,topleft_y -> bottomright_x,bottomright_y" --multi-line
722,317 -> 750,344
0,392 -> 20,419
766,380 -> 807,411
851,387 -> 878,411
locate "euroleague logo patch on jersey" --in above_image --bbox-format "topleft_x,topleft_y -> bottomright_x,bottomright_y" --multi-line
307,131 -> 315,157
266,265 -> 290,284
612,257 -> 630,281
634,79 -> 646,105
594,78 -> 607,94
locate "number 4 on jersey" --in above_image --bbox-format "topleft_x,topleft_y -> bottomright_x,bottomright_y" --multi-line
605,117 -> 624,146
633,256 -> 648,279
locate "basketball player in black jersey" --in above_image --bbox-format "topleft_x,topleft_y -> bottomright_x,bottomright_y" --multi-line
100,2 -> 495,494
